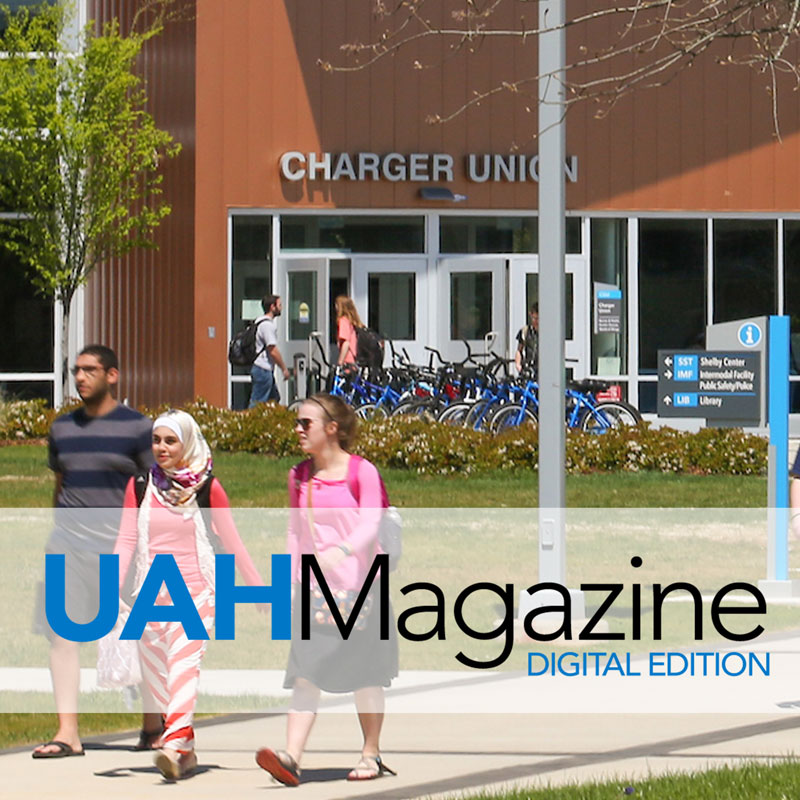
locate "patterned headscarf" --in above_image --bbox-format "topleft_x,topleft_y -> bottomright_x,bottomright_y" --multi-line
150,410 -> 213,508
134,409 -> 216,594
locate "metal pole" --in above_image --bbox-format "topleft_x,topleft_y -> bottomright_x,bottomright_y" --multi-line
537,0 -> 566,584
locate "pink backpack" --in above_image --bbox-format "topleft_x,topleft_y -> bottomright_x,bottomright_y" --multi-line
290,455 -> 401,568
291,454 -> 389,508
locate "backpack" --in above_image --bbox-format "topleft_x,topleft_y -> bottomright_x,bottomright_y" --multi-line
355,326 -> 384,370
520,324 -> 538,369
292,455 -> 402,570
133,472 -> 224,553
228,318 -> 266,367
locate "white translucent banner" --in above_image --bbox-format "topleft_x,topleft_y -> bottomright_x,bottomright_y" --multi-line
0,508 -> 796,714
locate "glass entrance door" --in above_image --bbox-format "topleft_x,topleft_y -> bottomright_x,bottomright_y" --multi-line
438,258 -> 506,364
508,256 -> 588,377
280,257 -> 328,397
352,257 -> 428,366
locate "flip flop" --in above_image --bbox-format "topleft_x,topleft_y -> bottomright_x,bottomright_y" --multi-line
133,719 -> 165,751
255,747 -> 301,786
153,748 -> 198,781
154,749 -> 181,781
32,740 -> 85,759
347,754 -> 396,781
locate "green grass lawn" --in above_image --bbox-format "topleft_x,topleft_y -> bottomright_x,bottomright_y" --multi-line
465,761 -> 800,799
0,712 -> 144,750
0,443 -> 768,508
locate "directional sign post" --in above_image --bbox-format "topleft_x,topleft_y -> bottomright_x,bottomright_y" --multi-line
658,351 -> 761,422
662,316 -> 798,599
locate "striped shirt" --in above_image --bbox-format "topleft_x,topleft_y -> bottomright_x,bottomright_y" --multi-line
48,405 -> 153,552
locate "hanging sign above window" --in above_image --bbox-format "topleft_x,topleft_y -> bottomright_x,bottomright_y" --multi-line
279,152 -> 578,184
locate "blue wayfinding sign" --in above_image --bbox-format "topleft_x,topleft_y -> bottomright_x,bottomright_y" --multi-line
657,350 -> 761,420
674,355 -> 698,382
674,393 -> 698,407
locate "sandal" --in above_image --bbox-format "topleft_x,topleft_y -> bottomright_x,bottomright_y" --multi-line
153,748 -> 197,781
31,740 -> 85,759
153,749 -> 180,781
347,754 -> 397,781
133,717 -> 165,751
255,747 -> 301,787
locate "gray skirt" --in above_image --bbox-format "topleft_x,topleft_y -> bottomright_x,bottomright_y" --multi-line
283,589 -> 398,693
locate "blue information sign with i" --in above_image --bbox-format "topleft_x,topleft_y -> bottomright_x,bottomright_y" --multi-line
737,322 -> 762,348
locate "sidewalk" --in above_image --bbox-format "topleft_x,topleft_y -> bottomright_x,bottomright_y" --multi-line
4,706 -> 800,798
5,632 -> 800,799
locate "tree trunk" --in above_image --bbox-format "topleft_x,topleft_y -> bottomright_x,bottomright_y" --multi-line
61,294 -> 71,405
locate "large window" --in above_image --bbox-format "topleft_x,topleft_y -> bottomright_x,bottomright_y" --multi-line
0,230 -> 54,402
784,222 -> 800,412
230,215 -> 271,406
281,215 -> 424,253
0,1 -> 57,35
0,0 -> 60,402
638,219 -> 706,372
713,219 -> 776,323
591,219 -> 626,375
521,273 -> 573,341
369,273 -> 416,339
440,216 -> 582,254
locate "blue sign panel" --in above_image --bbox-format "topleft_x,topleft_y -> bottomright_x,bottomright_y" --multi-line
674,393 -> 698,407
674,355 -> 698,382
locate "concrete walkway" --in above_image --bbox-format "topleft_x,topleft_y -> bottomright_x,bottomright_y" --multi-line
6,631 -> 800,799
4,705 -> 800,799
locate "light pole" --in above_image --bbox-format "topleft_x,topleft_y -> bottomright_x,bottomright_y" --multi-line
537,0 -> 567,586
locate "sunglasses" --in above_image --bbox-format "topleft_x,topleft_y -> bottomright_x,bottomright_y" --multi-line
296,417 -> 314,431
70,365 -> 105,376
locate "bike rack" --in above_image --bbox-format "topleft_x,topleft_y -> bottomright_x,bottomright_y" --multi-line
483,331 -> 498,362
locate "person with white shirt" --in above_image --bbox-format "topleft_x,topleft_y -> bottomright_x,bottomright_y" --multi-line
249,294 -> 290,407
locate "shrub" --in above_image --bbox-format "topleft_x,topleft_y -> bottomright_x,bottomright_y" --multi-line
0,399 -> 769,476
0,399 -> 55,439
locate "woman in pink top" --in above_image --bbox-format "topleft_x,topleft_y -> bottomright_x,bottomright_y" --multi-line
115,409 -> 263,780
335,295 -> 362,366
255,394 -> 397,786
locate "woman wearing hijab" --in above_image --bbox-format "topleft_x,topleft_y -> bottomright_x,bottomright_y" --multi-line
255,393 -> 398,786
114,409 -> 264,780
335,295 -> 363,366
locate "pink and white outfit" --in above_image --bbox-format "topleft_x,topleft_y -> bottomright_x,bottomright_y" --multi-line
114,411 -> 262,756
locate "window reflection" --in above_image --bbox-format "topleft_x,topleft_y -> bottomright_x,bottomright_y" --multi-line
713,219 -> 776,323
440,216 -> 581,254
230,216 -> 271,379
450,273 -> 492,339
638,219 -> 706,371
368,273 -> 415,339
281,215 -> 424,253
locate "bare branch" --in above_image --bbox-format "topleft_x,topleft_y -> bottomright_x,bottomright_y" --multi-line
323,1 -> 800,135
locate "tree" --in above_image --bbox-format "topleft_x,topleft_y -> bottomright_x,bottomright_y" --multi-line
0,2 -> 181,401
324,0 -> 800,137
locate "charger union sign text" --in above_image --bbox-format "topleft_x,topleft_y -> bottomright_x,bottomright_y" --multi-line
279,151 -> 578,184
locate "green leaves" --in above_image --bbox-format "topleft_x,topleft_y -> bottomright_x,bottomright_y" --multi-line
0,2 -> 180,305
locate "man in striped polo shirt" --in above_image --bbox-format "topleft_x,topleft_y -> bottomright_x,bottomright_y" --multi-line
33,345 -> 154,758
